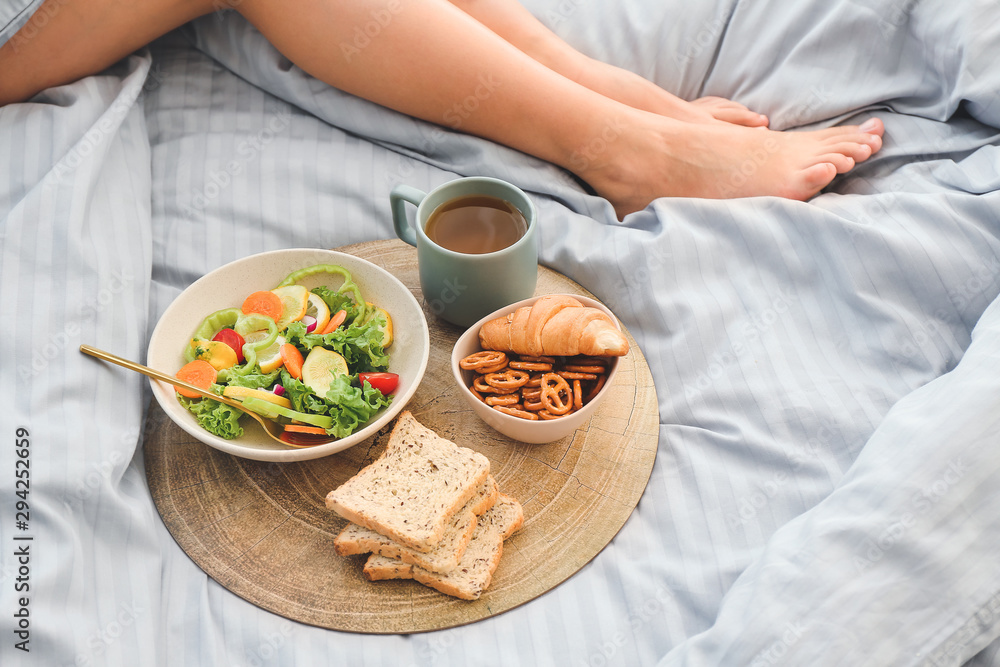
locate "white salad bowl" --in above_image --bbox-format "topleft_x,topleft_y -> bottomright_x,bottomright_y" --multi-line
147,248 -> 430,462
451,294 -> 622,445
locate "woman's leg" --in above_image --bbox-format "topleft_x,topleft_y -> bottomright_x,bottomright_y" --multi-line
0,0 -> 217,106
233,0 -> 882,216
0,0 -> 884,218
444,0 -> 769,127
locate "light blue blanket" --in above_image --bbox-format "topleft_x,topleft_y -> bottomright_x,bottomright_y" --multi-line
2,0 -> 999,665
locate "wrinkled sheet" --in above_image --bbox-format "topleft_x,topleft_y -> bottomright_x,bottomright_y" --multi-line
1,0 -> 1000,665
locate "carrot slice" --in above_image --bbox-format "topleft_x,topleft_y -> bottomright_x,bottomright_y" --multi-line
174,360 -> 217,398
319,309 -> 347,335
279,343 -> 305,379
283,424 -> 329,435
241,290 -> 284,322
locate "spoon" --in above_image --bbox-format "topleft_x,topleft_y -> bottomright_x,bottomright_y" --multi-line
79,344 -> 333,448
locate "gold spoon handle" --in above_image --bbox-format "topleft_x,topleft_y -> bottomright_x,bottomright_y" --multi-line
79,344 -> 334,447
79,344 -> 243,409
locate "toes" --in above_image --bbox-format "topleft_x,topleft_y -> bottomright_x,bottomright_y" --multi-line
859,117 -> 884,136
860,132 -> 883,153
692,97 -> 769,127
715,109 -> 769,127
794,163 -> 838,198
823,140 -> 874,164
822,131 -> 880,149
693,96 -> 748,110
815,118 -> 885,143
816,152 -> 856,174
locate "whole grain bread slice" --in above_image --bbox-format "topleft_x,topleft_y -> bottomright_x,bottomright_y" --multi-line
363,493 -> 524,600
334,475 -> 499,574
325,411 -> 491,553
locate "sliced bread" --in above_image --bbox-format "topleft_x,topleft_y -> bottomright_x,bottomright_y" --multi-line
325,411 -> 491,553
334,475 -> 499,574
363,493 -> 524,600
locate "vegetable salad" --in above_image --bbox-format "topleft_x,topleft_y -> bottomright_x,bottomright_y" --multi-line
174,264 -> 398,444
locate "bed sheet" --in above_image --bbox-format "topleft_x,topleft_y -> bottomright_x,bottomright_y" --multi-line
2,0 -> 1000,665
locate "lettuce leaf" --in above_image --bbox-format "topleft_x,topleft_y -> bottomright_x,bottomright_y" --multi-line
311,286 -> 362,323
179,396 -> 245,439
279,370 -> 391,438
279,369 -> 330,415
284,318 -> 390,373
225,370 -> 281,390
323,373 -> 392,437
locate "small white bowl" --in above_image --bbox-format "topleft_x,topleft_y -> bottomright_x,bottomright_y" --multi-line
147,248 -> 430,462
451,294 -> 622,444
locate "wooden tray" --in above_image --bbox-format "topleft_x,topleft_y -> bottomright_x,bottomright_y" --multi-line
143,239 -> 660,634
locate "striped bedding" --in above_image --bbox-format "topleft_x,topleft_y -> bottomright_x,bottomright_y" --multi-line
2,0 -> 1000,665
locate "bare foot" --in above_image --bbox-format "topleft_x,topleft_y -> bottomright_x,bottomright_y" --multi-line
573,114 -> 884,218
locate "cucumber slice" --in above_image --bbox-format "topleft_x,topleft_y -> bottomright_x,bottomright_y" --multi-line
240,397 -> 334,429
301,347 -> 349,396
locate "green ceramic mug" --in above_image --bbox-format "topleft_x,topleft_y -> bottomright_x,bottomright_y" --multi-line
391,177 -> 538,327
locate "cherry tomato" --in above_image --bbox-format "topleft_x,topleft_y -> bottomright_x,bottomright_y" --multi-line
358,372 -> 399,395
212,328 -> 246,364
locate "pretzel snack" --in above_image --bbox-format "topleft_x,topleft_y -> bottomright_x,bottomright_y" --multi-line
460,349 -> 612,422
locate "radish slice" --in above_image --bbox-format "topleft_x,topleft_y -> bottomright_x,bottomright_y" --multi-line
273,385 -> 286,397
302,315 -> 317,333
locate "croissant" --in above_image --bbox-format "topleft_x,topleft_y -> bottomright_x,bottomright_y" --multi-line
478,295 -> 629,357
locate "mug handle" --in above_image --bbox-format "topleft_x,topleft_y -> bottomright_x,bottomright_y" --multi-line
390,185 -> 427,247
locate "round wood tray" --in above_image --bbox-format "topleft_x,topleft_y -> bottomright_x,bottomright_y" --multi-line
143,239 -> 660,634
